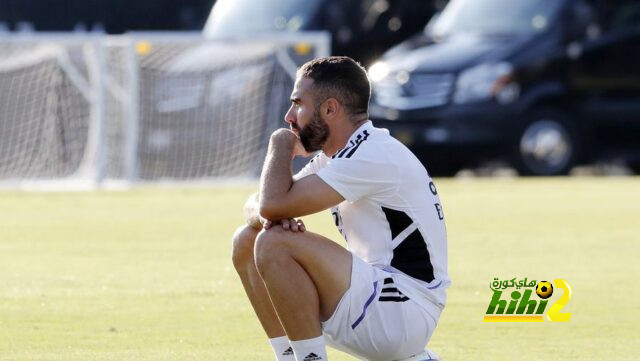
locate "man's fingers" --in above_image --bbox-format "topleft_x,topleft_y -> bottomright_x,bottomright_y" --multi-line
293,138 -> 311,158
290,219 -> 299,232
265,219 -> 305,232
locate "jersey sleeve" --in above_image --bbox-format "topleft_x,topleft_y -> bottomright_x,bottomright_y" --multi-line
293,154 -> 323,181
316,147 -> 398,203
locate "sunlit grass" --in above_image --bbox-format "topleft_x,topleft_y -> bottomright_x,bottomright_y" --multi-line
0,177 -> 638,360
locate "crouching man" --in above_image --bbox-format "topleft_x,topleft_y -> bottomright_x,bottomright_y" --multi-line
231,56 -> 449,361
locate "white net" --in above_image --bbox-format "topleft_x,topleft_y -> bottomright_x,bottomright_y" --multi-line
0,43 -> 92,181
132,41 -> 290,180
0,33 -> 329,189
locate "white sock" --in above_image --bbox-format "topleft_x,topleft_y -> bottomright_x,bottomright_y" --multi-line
269,336 -> 295,361
290,335 -> 328,361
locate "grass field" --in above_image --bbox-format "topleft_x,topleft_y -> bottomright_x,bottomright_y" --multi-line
1,178 -> 638,360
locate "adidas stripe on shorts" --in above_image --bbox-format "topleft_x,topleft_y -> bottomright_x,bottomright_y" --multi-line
322,255 -> 442,361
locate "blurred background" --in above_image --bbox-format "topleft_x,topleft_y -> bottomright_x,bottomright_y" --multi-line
0,0 -> 214,33
1,2 -> 638,360
1,0 -> 638,185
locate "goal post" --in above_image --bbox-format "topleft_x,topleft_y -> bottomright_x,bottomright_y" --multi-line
0,35 -> 108,190
0,32 -> 330,190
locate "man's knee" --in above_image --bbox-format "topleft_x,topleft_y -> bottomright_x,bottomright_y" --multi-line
254,227 -> 291,275
231,224 -> 259,270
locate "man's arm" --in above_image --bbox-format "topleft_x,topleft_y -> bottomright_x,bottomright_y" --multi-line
244,191 -> 307,232
259,129 -> 344,220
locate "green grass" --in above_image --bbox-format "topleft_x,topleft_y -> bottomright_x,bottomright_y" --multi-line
0,178 -> 638,360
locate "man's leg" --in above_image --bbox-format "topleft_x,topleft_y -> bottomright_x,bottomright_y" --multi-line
254,225 -> 353,359
232,225 -> 286,337
232,225 -> 295,360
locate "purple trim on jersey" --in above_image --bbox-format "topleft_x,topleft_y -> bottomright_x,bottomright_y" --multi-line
427,280 -> 442,289
351,281 -> 378,330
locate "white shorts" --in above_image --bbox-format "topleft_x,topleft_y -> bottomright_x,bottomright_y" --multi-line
322,255 -> 442,361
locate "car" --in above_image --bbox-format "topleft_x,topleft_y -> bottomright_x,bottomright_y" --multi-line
204,0 -> 441,67
201,0 -> 442,173
369,0 -> 640,176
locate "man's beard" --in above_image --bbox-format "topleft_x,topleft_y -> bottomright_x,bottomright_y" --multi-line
297,108 -> 329,153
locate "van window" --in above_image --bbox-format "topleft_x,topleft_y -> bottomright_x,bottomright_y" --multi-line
205,0 -> 323,36
430,0 -> 565,36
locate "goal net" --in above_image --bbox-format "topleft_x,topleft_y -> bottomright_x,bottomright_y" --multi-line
0,42 -> 93,185
0,33 -> 329,189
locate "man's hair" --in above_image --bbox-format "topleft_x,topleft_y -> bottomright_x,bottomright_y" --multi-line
297,56 -> 370,119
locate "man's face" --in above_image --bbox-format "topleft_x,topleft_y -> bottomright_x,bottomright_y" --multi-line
285,77 -> 330,152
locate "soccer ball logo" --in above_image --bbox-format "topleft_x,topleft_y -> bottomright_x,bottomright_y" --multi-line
536,281 -> 553,299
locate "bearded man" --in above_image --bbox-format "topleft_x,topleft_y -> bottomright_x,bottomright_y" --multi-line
231,56 -> 449,361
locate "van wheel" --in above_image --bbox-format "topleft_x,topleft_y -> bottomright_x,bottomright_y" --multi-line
512,109 -> 579,176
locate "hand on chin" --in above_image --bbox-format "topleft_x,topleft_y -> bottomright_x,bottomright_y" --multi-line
293,136 -> 312,158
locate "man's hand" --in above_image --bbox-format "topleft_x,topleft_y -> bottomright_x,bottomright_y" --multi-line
293,138 -> 311,158
263,218 -> 306,232
270,128 -> 310,159
244,192 -> 264,230
259,127 -> 342,220
244,193 -> 306,232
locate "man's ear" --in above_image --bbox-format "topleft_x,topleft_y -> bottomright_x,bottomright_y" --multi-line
322,98 -> 340,119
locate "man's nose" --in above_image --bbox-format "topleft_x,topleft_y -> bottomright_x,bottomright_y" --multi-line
284,108 -> 295,124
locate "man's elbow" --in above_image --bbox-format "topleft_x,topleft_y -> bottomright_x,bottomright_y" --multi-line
259,200 -> 286,220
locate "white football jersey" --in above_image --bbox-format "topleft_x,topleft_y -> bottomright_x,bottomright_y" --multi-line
294,121 -> 450,309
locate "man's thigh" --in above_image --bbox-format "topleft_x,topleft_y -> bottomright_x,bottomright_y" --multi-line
256,225 -> 353,321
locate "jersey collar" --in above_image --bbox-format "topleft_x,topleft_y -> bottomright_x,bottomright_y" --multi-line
327,120 -> 373,159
